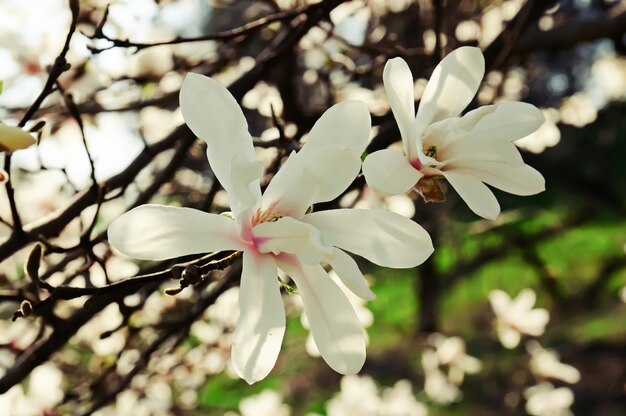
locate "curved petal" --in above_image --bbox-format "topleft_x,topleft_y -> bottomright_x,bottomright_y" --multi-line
329,248 -> 376,301
488,290 -> 512,316
415,47 -> 485,135
513,288 -> 537,311
277,257 -> 366,375
263,145 -> 361,217
461,102 -> 545,142
108,205 -> 243,260
497,325 -> 521,349
362,148 -> 423,196
303,209 -> 434,268
252,216 -> 333,264
451,161 -> 545,196
520,309 -> 549,336
180,73 -> 262,215
383,58 -> 418,158
299,100 -> 371,157
443,170 -> 500,220
232,252 -> 285,384
0,123 -> 36,152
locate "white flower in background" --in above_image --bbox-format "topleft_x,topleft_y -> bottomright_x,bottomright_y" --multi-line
489,289 -> 549,349
526,341 -> 581,384
362,47 -> 545,219
299,270 -> 374,358
379,380 -> 428,416
108,74 -> 434,384
427,333 -> 482,385
421,350 -> 462,405
0,363 -> 64,415
327,375 -> 427,416
524,383 -> 574,416
237,390 -> 291,416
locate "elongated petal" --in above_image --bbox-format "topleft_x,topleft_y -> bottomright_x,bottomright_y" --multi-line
108,205 -> 243,260
513,288 -> 537,312
299,101 -> 371,157
303,209 -> 433,268
0,123 -> 36,152
263,145 -> 361,217
383,58 -> 418,158
461,102 -> 544,142
488,290 -> 512,316
440,136 -> 525,166
415,47 -> 485,135
362,148 -> 423,196
180,73 -> 262,215
520,309 -> 549,336
253,216 -> 333,264
451,161 -> 545,196
232,253 -> 285,384
278,257 -> 365,374
443,170 -> 500,220
329,248 -> 376,301
497,325 -> 521,349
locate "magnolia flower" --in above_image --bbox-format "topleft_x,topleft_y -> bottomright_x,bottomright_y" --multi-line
427,333 -> 482,384
489,289 -> 549,349
362,47 -> 545,219
108,74 -> 434,384
526,341 -> 581,384
524,383 -> 574,416
0,123 -> 36,183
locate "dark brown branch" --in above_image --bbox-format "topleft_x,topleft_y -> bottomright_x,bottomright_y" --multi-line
88,4 -> 310,53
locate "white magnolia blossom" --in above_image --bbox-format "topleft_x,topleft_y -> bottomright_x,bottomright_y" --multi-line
489,288 -> 549,349
108,73 -> 434,384
327,375 -> 427,416
362,47 -> 545,219
0,123 -> 36,183
526,341 -> 581,384
524,383 -> 574,416
427,333 -> 482,385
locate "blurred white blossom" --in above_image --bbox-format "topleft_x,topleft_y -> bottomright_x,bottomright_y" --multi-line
489,289 -> 549,348
524,383 -> 574,416
527,341 -> 580,384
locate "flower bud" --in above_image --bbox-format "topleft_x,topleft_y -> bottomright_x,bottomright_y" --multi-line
0,123 -> 36,152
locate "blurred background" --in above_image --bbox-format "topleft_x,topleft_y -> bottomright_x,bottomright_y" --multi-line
0,0 -> 625,415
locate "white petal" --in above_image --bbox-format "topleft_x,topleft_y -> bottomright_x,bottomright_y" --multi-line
303,209 -> 434,268
497,326 -> 521,349
461,102 -> 545,142
415,47 -> 485,135
232,253 -> 285,384
252,216 -> 333,264
440,136 -> 525,166
329,248 -> 376,301
513,288 -> 537,311
263,145 -> 361,217
383,58 -> 418,158
278,258 -> 366,374
362,148 -> 423,196
180,73 -> 262,215
108,205 -> 243,260
443,170 -> 500,220
488,290 -> 512,316
448,160 -> 545,196
519,309 -> 549,336
299,100 -> 371,157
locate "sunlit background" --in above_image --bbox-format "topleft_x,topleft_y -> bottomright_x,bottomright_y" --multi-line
0,0 -> 625,415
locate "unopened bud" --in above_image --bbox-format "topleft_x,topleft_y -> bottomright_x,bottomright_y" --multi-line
181,265 -> 202,285
165,287 -> 183,296
19,300 -> 33,317
0,123 -> 36,152
416,177 -> 446,203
